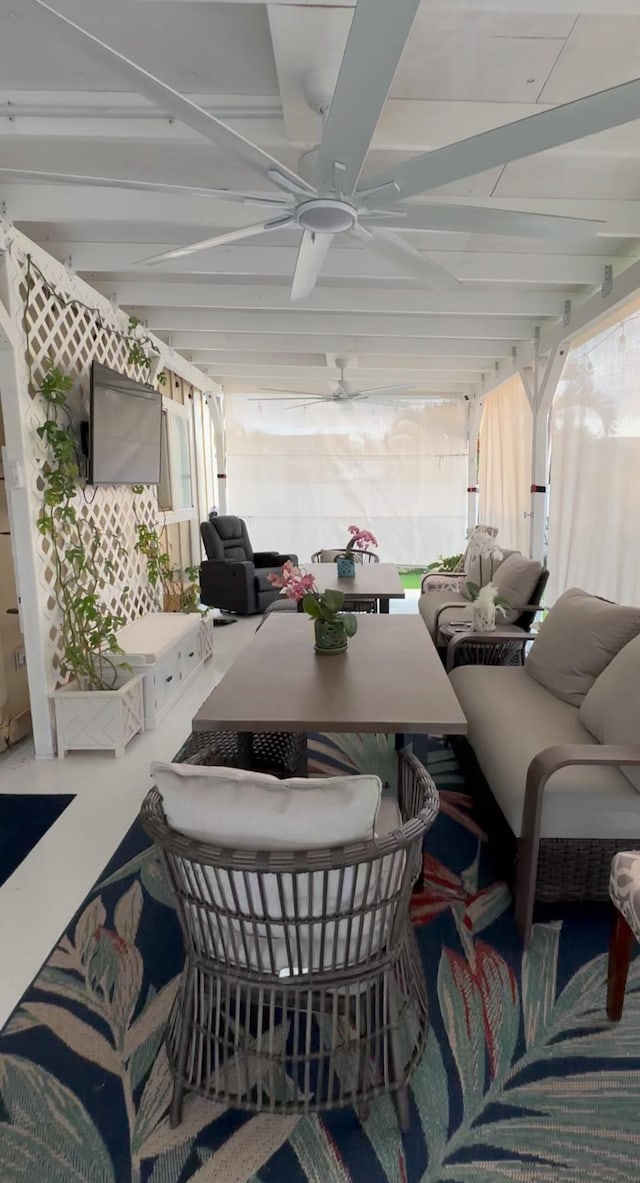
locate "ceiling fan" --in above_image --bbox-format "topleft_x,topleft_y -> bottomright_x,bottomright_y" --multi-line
249,364 -> 415,409
13,0 -> 640,301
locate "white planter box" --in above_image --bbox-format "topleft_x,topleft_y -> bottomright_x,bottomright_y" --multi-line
51,673 -> 144,759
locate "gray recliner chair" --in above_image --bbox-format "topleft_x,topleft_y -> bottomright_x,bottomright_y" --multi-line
199,516 -> 298,615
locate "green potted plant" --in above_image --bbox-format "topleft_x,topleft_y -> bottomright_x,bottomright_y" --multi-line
268,562 -> 358,654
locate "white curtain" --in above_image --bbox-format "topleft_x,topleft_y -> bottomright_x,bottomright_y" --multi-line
225,396 -> 468,566
547,297 -> 640,605
478,373 -> 532,554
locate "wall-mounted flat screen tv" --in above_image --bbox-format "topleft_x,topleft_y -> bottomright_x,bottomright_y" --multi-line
89,362 -> 162,485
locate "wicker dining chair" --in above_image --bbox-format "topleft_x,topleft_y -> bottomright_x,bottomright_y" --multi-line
311,548 -> 379,612
140,751 -> 438,1131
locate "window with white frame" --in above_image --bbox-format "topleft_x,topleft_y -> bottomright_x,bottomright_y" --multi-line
158,397 -> 196,521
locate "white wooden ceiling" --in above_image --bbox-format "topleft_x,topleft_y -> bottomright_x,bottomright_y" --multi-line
2,0 -> 640,399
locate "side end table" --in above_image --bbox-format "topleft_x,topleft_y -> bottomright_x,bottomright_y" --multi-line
441,622 -> 535,672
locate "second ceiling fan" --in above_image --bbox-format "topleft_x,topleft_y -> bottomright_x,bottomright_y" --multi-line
250,363 -> 416,409
15,0 -> 640,301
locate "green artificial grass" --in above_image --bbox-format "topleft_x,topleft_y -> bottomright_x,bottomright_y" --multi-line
398,568 -> 427,590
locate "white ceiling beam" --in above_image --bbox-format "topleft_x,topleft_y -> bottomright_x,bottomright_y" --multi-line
0,185 -> 282,228
4,177 -> 640,237
45,241 -> 629,284
144,311 -> 538,339
188,349 -> 504,369
180,333 -> 520,356
191,351 -> 489,373
208,371 -> 474,394
137,0 -> 640,12
8,97 -> 640,154
106,283 -> 569,318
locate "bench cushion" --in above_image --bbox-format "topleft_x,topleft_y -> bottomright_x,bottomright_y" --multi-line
418,589 -> 469,639
449,665 -> 640,840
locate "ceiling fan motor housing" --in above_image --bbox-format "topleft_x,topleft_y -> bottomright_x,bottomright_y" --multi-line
296,198 -> 357,235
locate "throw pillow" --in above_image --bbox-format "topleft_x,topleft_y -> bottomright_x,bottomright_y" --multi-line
525,588 -> 640,707
461,546 -> 518,601
579,634 -> 640,793
151,760 -> 382,849
492,554 -> 543,625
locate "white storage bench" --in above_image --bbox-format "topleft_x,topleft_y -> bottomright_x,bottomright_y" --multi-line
116,612 -> 214,731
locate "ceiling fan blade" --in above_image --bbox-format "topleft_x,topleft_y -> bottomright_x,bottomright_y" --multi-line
290,231 -> 334,301
249,392 -> 322,400
314,0 -> 420,196
0,167 -> 293,208
359,74 -> 640,205
138,216 -> 295,264
352,225 -> 460,289
32,0 -> 313,195
360,202 -> 604,240
286,400 -> 327,410
350,383 -> 416,398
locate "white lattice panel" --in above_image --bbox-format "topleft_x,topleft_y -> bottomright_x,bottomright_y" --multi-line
19,259 -> 162,684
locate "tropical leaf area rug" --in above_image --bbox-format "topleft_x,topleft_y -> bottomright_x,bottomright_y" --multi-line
1,736 -> 639,1183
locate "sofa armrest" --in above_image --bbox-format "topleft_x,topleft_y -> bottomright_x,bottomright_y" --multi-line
199,559 -> 255,611
421,571 -> 465,593
433,599 -> 471,636
516,743 -> 640,944
446,628 -> 536,671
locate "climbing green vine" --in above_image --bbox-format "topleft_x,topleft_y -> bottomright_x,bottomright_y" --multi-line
35,362 -> 129,690
134,522 -> 201,613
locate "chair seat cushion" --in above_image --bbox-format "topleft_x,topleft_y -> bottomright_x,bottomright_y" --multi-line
255,567 -> 287,593
418,589 -> 469,639
610,851 -> 640,939
449,665 -> 640,840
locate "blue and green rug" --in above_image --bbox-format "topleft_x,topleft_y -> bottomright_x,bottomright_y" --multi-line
0,737 -> 638,1182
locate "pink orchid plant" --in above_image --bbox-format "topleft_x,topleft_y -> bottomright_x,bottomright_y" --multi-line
267,561 -> 358,636
345,525 -> 378,553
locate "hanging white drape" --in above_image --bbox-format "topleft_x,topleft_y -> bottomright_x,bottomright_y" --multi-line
478,374 -> 532,554
547,297 -> 640,606
225,396 -> 468,566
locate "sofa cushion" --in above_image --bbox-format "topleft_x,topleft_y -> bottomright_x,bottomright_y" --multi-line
525,588 -> 640,707
461,547 -> 520,601
579,634 -> 640,793
418,589 -> 469,639
492,554 -> 543,624
449,665 -> 640,840
151,760 -> 382,849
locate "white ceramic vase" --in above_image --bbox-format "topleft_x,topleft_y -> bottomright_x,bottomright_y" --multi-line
472,597 -> 497,632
